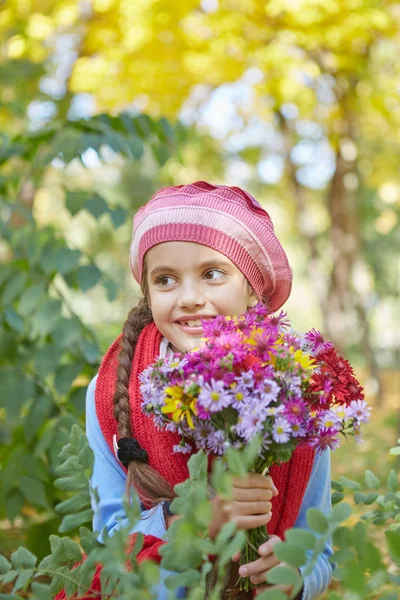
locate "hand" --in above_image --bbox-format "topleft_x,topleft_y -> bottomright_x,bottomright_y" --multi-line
209,473 -> 279,539
232,534 -> 301,598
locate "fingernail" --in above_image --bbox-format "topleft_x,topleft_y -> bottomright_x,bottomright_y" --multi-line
239,567 -> 248,577
273,485 -> 279,494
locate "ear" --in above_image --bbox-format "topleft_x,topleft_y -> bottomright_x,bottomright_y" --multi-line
247,290 -> 259,308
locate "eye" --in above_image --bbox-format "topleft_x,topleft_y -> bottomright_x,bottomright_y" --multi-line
203,269 -> 225,281
154,275 -> 175,287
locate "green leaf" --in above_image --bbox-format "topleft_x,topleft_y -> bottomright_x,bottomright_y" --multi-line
33,345 -> 63,379
365,470 -> 381,490
225,447 -> 247,476
4,308 -> 24,333
274,542 -> 307,567
386,530 -> 400,565
65,191 -> 89,216
31,582 -> 51,600
85,195 -> 109,218
214,522 -> 237,553
103,279 -> 118,301
2,272 -> 28,305
354,491 -> 379,505
19,476 -> 49,509
59,509 -> 93,533
306,508 -> 329,534
266,565 -> 302,587
54,363 -> 83,396
17,283 -> 47,316
5,490 -> 25,521
54,247 -> 81,274
187,451 -> 208,482
12,569 -> 34,593
285,528 -> 316,551
253,591 -> 288,600
337,476 -> 361,491
10,548 -> 37,569
76,264 -> 101,291
330,549 -> 355,564
331,480 -> 344,492
55,491 -> 90,516
333,526 -> 352,549
52,318 -> 82,348
109,207 -> 128,228
389,446 -> 400,456
126,135 -> 144,159
31,299 -> 62,337
79,339 -> 101,364
331,491 -> 345,505
0,556 -> 12,574
330,502 -> 352,524
165,569 -> 201,590
387,469 -> 398,492
219,530 -> 246,567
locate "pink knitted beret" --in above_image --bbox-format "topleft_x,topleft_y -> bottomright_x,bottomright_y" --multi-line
129,181 -> 293,312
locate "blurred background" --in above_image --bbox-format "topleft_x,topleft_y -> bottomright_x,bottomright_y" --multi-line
0,0 -> 399,577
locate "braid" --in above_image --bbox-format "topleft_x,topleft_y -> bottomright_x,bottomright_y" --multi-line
113,267 -> 175,506
113,296 -> 153,436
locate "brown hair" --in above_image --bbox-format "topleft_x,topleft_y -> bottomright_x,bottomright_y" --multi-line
113,264 -> 175,507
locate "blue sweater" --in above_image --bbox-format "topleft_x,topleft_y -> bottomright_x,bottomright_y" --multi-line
86,374 -> 334,599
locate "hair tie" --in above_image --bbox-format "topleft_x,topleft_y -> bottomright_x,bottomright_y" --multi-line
114,436 -> 149,467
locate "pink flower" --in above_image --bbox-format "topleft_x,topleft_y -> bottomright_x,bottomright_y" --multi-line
305,329 -> 334,355
309,427 -> 341,452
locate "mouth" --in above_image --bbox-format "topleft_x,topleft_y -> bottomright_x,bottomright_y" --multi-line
174,316 -> 216,332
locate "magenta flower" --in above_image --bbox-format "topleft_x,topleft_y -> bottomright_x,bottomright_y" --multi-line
283,397 -> 307,425
304,329 -> 333,355
267,310 -> 291,332
310,428 -> 340,452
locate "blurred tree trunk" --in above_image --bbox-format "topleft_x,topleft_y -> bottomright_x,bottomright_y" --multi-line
277,110 -> 383,404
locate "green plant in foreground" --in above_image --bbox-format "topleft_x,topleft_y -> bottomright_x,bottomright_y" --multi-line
0,428 -> 399,599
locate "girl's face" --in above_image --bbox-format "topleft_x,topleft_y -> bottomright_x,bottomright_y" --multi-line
145,241 -> 258,353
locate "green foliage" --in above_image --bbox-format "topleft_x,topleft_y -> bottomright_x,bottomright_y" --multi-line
0,112 -> 179,546
0,426 -> 399,599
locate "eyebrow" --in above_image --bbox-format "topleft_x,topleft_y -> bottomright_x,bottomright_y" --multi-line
149,259 -> 231,278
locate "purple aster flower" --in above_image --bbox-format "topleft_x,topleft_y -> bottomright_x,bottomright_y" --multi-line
349,400 -> 371,424
248,302 -> 270,320
198,378 -> 232,413
291,423 -> 307,438
259,378 -> 280,402
207,430 -> 226,455
283,397 -> 307,425
236,371 -> 255,389
251,330 -> 277,361
267,310 -> 291,332
236,312 -> 257,335
319,410 -> 341,429
237,406 -> 265,441
309,428 -> 341,452
272,417 -> 292,443
202,315 -> 235,338
230,383 -> 251,410
194,421 -> 215,450
173,442 -> 192,454
304,329 -> 333,356
265,405 -> 285,416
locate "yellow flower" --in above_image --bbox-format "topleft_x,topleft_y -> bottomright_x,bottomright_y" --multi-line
161,386 -> 197,429
291,347 -> 316,371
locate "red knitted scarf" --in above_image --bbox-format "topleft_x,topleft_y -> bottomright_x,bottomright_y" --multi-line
95,322 -> 315,539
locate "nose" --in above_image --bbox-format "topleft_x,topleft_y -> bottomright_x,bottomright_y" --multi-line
177,279 -> 206,309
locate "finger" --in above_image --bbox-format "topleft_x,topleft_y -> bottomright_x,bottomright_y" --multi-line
224,500 -> 273,517
238,554 -> 279,578
232,487 -> 274,502
232,473 -> 277,492
231,551 -> 241,562
258,535 -> 282,556
233,511 -> 273,530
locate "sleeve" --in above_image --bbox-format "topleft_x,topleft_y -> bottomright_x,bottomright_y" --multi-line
86,375 -> 187,599
86,375 -> 167,543
294,449 -> 335,600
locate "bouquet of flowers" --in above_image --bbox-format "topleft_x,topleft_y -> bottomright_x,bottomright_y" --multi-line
140,303 -> 370,590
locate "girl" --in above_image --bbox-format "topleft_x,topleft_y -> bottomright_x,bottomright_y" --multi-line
57,181 -> 333,599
